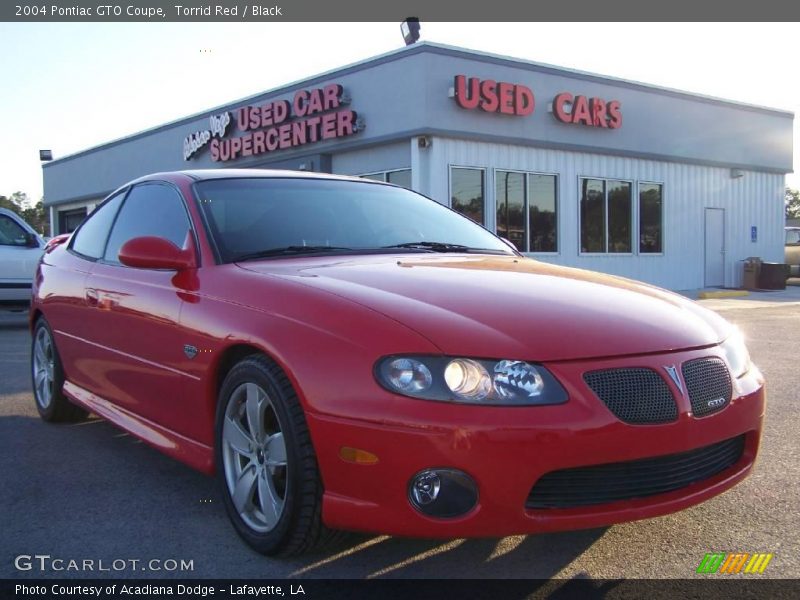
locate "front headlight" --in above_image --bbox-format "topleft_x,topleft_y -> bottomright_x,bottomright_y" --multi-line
720,329 -> 751,379
375,355 -> 568,406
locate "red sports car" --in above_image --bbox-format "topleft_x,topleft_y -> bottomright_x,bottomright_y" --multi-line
31,170 -> 764,556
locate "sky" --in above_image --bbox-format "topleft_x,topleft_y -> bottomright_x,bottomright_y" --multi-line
1,22 -> 798,205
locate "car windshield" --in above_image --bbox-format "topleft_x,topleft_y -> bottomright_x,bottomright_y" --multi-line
194,177 -> 515,263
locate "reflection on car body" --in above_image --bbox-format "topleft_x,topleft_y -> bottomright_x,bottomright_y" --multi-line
30,170 -> 765,556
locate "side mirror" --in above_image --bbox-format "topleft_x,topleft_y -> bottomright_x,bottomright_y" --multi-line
25,232 -> 40,248
119,236 -> 196,270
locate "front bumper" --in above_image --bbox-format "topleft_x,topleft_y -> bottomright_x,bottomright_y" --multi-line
307,347 -> 765,538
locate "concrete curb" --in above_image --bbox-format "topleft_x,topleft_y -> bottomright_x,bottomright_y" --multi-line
697,290 -> 750,299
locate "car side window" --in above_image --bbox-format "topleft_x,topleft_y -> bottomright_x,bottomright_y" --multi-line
103,183 -> 191,264
0,215 -> 29,246
70,192 -> 126,259
787,230 -> 800,245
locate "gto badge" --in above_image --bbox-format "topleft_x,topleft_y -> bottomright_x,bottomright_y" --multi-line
184,344 -> 199,359
663,365 -> 684,395
707,397 -> 726,409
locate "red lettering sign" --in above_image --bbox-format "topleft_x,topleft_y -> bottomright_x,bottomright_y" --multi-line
208,109 -> 360,162
553,92 -> 622,129
454,75 -> 534,117
191,82 -> 360,162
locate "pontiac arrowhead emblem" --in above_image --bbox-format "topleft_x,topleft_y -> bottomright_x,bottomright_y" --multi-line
664,365 -> 684,395
184,344 -> 198,359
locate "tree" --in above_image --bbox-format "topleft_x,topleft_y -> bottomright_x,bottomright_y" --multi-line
22,201 -> 49,236
787,187 -> 800,220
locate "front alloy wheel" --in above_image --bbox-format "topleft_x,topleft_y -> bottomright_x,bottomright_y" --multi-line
221,382 -> 289,533
215,355 -> 339,556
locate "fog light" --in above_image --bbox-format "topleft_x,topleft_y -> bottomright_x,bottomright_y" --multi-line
408,469 -> 478,518
411,471 -> 441,505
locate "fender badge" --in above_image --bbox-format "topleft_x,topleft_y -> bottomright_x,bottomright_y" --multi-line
663,365 -> 684,395
184,344 -> 198,359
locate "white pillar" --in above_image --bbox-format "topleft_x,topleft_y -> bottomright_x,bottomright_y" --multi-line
410,136 -> 432,198
49,206 -> 56,236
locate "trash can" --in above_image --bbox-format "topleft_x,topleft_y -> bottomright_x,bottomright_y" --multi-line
757,262 -> 788,290
742,257 -> 761,290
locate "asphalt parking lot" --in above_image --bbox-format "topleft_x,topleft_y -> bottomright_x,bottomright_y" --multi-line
1,286 -> 799,580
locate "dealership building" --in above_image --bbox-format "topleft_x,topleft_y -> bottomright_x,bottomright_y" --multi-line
42,42 -> 793,290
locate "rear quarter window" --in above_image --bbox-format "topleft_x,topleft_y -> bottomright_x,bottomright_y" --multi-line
70,192 -> 126,259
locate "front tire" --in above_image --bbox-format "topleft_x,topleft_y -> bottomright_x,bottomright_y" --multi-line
215,355 -> 335,556
31,317 -> 86,422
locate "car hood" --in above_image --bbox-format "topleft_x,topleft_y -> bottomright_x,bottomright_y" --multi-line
238,254 -> 732,361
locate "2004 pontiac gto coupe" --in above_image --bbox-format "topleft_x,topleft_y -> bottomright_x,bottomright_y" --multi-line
31,170 -> 764,556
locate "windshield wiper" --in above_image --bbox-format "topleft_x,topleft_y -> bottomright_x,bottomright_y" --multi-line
382,241 -> 503,253
234,246 -> 352,261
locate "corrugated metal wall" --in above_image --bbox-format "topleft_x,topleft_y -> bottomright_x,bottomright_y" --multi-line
423,137 -> 784,291
331,142 -> 410,175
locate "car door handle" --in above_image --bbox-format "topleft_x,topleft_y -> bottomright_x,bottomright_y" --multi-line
86,289 -> 99,307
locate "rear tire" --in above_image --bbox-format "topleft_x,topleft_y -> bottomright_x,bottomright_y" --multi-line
31,317 -> 87,422
215,354 -> 339,556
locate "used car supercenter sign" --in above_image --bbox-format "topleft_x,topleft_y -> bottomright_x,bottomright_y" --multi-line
453,75 -> 622,129
183,83 -> 361,162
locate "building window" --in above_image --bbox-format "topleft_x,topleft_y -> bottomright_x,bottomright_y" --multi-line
639,183 -> 663,253
451,167 -> 485,225
58,207 -> 88,234
608,180 -> 632,253
360,173 -> 384,182
387,169 -> 411,189
580,178 -> 632,254
359,169 -> 411,189
580,179 -> 605,253
496,171 -> 558,252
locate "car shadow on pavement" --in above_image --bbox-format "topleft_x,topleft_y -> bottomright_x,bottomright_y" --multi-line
2,411 -> 611,581
286,526 -> 610,580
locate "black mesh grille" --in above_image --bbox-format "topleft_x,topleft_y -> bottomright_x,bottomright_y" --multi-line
527,435 -> 745,509
682,358 -> 733,418
584,368 -> 677,424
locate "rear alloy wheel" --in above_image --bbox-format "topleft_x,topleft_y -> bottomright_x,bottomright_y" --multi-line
215,355 -> 338,556
31,317 -> 86,422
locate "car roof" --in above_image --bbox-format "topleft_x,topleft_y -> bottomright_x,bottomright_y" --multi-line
0,207 -> 37,232
135,169 -> 381,185
0,207 -> 27,221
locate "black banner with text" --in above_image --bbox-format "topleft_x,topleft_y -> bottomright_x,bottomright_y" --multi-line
3,0 -> 800,22
4,578 -> 800,600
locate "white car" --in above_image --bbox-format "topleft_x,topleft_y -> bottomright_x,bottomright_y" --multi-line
0,207 -> 45,309
787,227 -> 800,278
